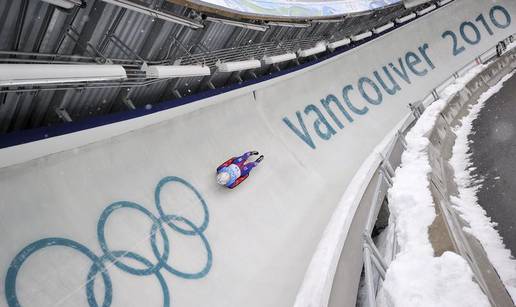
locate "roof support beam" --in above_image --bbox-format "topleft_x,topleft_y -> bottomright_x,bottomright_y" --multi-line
205,16 -> 268,32
41,0 -> 85,9
55,107 -> 72,122
101,0 -> 203,29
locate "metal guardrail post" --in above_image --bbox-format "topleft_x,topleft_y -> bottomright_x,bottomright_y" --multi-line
363,245 -> 377,307
408,100 -> 425,119
381,161 -> 396,179
431,89 -> 440,101
361,157 -> 396,305
364,233 -> 388,279
370,255 -> 386,281
366,172 -> 386,232
396,130 -> 408,150
379,166 -> 393,187
408,102 -> 421,119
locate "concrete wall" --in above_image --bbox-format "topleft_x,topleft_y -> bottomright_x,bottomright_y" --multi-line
1,1 -> 516,306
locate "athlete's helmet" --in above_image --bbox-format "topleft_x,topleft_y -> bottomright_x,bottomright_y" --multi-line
216,172 -> 231,185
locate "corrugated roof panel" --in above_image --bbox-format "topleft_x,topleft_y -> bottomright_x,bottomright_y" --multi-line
0,0 -> 423,134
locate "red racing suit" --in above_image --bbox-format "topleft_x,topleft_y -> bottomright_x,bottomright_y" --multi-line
216,152 -> 259,189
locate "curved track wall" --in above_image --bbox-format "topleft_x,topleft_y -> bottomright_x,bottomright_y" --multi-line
1,1 -> 516,306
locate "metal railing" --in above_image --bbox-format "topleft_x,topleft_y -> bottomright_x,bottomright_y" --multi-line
0,33 -> 329,94
0,0 -> 437,94
357,36 -> 516,307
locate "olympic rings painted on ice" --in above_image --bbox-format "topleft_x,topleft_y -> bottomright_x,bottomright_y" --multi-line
4,176 -> 211,307
155,177 -> 209,236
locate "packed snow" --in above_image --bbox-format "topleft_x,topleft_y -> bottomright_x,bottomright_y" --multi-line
450,71 -> 516,301
380,65 -> 491,307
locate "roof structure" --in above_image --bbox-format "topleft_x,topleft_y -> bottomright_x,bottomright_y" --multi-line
0,0 -> 436,134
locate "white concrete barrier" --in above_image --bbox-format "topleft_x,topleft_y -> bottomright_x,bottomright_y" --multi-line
1,1 -> 515,306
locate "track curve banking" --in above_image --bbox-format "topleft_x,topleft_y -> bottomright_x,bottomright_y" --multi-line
1,1 -> 516,306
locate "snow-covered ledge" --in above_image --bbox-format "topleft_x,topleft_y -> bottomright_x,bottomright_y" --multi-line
381,66 -> 492,307
381,47 -> 516,306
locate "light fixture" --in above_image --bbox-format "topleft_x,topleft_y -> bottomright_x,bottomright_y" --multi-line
267,21 -> 311,28
351,31 -> 372,42
101,0 -> 203,29
373,22 -> 395,34
262,53 -> 297,65
297,42 -> 327,58
417,4 -> 437,16
205,16 -> 268,32
0,64 -> 127,86
395,13 -> 417,24
327,38 -> 351,50
41,0 -> 84,9
438,0 -> 453,6
216,60 -> 261,72
403,0 -> 432,9
145,65 -> 211,79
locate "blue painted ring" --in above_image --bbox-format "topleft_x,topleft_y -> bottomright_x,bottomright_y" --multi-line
97,201 -> 170,276
86,251 -> 170,307
5,238 -> 112,307
155,176 -> 209,236
151,215 -> 212,279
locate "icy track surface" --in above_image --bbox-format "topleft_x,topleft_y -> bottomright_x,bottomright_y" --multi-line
380,66 -> 491,307
450,71 -> 516,301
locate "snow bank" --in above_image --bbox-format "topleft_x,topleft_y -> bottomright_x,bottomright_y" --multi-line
381,66 -> 490,307
382,251 -> 489,307
450,71 -> 516,301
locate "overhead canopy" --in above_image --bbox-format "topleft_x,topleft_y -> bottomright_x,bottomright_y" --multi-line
199,0 -> 401,17
178,0 -> 402,20
0,0 -> 432,134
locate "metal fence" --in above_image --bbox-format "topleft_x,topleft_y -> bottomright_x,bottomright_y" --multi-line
355,36 -> 516,307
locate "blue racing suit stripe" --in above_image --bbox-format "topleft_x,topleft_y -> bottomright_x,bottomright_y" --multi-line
217,152 -> 259,188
